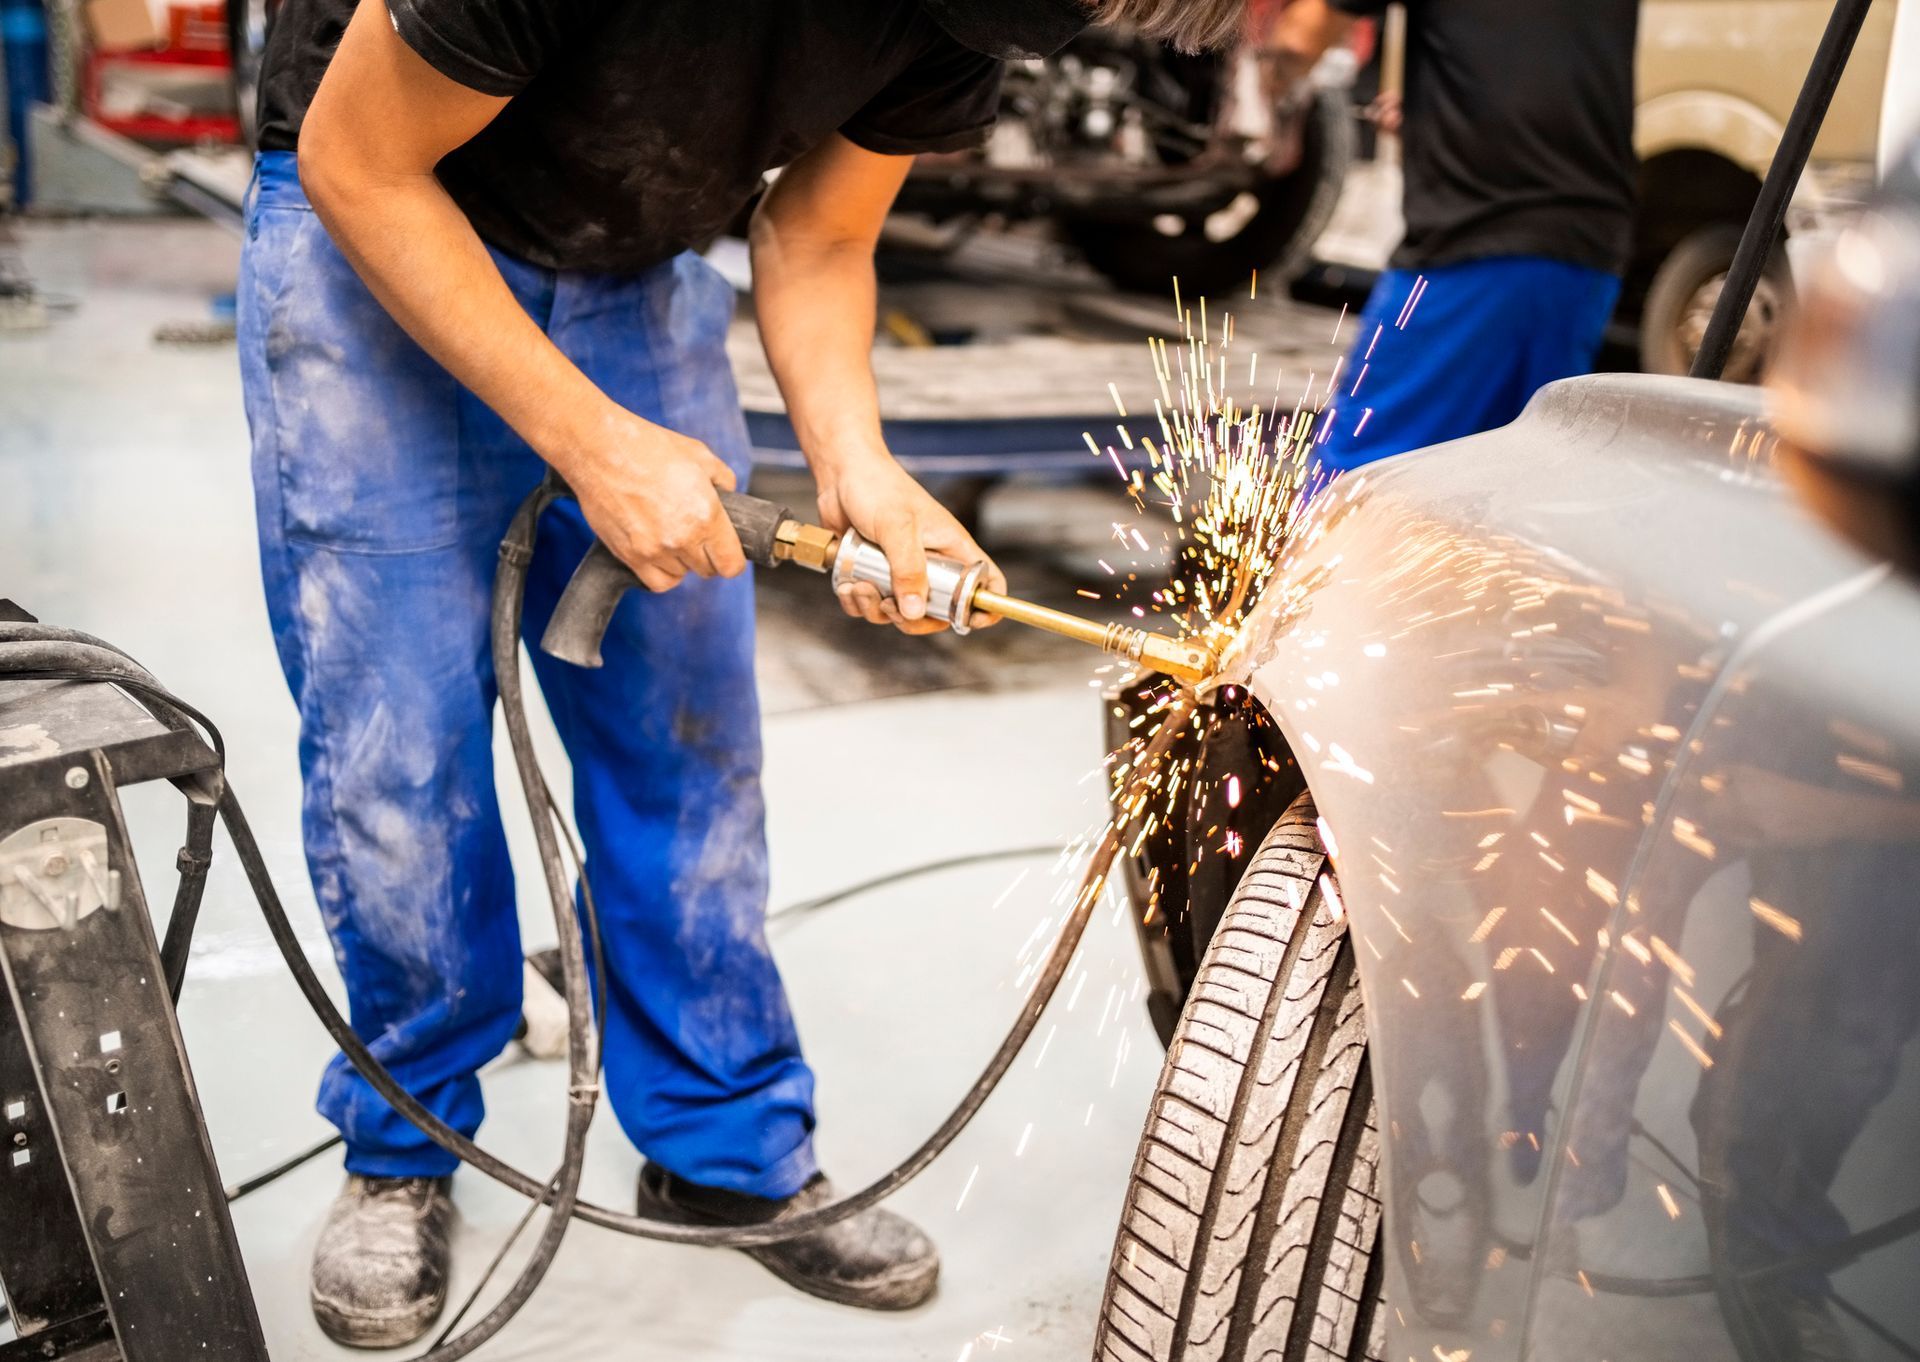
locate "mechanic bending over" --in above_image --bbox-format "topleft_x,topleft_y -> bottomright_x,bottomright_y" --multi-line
238,0 -> 1249,1346
1269,0 -> 1638,475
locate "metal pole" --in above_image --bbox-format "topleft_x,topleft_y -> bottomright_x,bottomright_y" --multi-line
1689,0 -> 1876,381
43,0 -> 76,120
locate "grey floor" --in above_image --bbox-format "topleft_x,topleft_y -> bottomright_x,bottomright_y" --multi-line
0,217 -> 1175,1360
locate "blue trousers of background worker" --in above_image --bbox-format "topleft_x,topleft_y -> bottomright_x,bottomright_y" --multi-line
234,151 -> 818,1196
1317,256 -> 1622,476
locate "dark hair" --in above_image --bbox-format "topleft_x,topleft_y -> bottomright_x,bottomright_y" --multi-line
1091,0 -> 1247,50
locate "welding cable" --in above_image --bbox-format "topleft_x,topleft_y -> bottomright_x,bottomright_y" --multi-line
0,559 -> 1178,1255
284,488 -> 1187,1246
224,1133 -> 345,1202
216,842 -> 1064,1204
0,638 -> 585,1362
766,844 -> 1067,923
0,594 -> 1165,1248
0,557 -> 1189,1321
232,688 -> 1178,1246
0,627 -> 1141,1260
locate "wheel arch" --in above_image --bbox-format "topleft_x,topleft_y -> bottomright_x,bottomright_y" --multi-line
1108,680 -> 1312,1047
1625,145 -> 1771,313
1634,91 -> 1781,182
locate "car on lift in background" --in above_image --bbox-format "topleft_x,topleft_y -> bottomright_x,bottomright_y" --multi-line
1092,12 -> 1920,1362
891,16 -> 1364,299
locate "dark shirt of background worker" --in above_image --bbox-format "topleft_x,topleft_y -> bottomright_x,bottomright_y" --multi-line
235,0 -> 1255,1349
1271,0 -> 1639,475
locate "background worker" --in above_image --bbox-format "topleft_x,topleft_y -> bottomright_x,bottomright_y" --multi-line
237,0 -> 1250,1347
1267,0 -> 1639,474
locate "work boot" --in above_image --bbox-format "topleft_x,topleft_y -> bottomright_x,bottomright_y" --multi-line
636,1164 -> 939,1310
310,1175 -> 454,1348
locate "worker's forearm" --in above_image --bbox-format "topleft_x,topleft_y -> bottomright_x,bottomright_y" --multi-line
298,160 -> 627,479
749,223 -> 891,477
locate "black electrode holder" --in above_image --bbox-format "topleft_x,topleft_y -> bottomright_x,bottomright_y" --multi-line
0,666 -> 267,1362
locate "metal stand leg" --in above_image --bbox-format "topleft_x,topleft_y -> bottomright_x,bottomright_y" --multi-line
0,751 -> 266,1361
0,993 -> 109,1348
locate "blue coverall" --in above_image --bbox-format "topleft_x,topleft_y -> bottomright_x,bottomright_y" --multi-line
1317,256 -> 1623,476
236,151 -> 818,1197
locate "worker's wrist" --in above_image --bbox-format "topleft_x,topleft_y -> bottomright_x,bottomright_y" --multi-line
801,425 -> 894,481
534,395 -> 644,480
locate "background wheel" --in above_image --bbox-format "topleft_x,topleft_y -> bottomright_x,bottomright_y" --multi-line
1060,88 -> 1355,299
1095,792 -> 1386,1362
1639,223 -> 1793,383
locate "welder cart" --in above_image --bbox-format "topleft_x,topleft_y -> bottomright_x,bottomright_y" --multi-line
0,620 -> 267,1360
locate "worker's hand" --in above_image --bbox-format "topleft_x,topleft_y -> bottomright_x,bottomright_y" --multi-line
567,409 -> 748,593
1364,91 -> 1403,136
815,455 -> 1006,635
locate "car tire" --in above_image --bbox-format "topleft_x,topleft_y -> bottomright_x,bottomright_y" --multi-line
1095,792 -> 1386,1362
1060,89 -> 1355,299
1639,223 -> 1793,383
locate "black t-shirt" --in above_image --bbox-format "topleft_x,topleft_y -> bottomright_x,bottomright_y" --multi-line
1334,0 -> 1638,274
257,0 -> 1003,273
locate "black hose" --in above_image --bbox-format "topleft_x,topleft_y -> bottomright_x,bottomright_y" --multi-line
220,487 -> 1163,1246
224,1133 -> 344,1201
766,844 -> 1065,923
224,841 -> 1062,1203
1688,0 -> 1873,381
0,490 -> 1175,1348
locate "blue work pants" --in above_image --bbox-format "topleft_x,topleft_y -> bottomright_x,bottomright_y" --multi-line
1318,256 -> 1622,475
235,151 -> 817,1196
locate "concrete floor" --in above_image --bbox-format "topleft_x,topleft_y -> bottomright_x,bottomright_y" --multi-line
0,216 -> 1174,1360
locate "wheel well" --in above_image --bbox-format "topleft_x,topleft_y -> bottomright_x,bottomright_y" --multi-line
1623,149 -> 1766,313
1185,687 -> 1308,949
1110,680 -> 1308,1043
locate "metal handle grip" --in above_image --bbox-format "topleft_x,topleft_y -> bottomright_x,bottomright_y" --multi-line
538,485 -> 791,668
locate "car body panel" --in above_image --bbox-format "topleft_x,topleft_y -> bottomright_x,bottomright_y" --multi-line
1525,565 -> 1920,1359
1218,374 -> 1917,1359
1638,0 -> 1895,172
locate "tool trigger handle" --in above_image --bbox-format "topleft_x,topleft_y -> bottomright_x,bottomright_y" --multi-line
542,539 -> 636,668
538,480 -> 792,668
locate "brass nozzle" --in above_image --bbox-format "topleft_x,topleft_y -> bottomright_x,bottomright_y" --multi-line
970,588 -> 1216,688
1132,629 -> 1217,689
773,520 -> 840,572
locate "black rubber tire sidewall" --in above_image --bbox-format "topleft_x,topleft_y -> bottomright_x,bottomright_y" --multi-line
1639,223 -> 1794,382
1060,88 -> 1356,299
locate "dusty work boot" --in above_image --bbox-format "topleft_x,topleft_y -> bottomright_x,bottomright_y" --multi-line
310,1175 -> 454,1348
636,1164 -> 939,1310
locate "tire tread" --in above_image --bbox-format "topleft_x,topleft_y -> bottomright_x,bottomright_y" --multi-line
1094,793 -> 1387,1362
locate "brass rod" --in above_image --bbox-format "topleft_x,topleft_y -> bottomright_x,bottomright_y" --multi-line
970,588 -> 1215,687
970,588 -> 1115,650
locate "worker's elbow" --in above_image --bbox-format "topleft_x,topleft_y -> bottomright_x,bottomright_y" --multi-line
748,203 -> 874,274
746,198 -> 783,260
295,124 -> 350,217
295,110 -> 381,222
